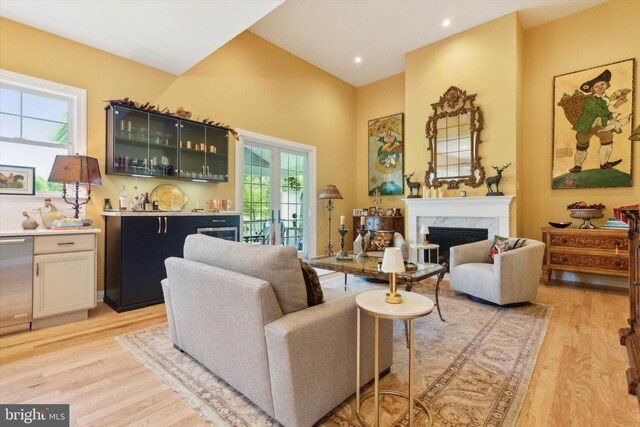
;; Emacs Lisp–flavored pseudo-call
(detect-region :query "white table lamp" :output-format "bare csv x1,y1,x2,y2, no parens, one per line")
382,247,405,304
420,224,430,244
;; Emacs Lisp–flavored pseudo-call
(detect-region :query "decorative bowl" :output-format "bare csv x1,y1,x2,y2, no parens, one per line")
548,221,572,228
568,208,604,229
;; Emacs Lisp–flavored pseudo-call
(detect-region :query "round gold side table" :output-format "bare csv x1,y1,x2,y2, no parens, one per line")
355,290,434,426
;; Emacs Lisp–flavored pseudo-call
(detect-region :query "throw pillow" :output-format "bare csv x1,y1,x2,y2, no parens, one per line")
487,235,508,263
488,235,528,264
369,230,395,251
299,259,325,307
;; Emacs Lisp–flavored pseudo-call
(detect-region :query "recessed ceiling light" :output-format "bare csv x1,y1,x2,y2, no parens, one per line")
354,56,362,64
442,19,451,27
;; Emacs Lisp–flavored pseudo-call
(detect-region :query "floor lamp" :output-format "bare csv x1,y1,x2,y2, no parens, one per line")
318,184,343,256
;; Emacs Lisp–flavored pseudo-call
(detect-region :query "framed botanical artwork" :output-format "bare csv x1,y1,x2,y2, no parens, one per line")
368,113,404,195
552,59,635,189
369,207,377,216
353,209,361,216
362,208,369,216
0,165,35,195
385,208,393,216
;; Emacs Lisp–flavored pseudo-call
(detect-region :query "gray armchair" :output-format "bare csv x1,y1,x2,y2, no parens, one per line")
449,238,545,305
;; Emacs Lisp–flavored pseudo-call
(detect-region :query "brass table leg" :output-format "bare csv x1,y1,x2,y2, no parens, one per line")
435,270,445,322
409,318,414,426
356,308,361,411
357,316,433,426
374,316,379,426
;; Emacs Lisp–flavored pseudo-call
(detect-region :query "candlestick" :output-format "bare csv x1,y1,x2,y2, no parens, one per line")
336,226,350,260
340,215,345,226
356,226,368,262
360,216,366,226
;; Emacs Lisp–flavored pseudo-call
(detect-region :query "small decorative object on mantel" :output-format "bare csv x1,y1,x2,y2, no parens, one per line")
21,211,38,230
567,201,605,229
485,163,511,196
403,172,422,198
105,98,239,140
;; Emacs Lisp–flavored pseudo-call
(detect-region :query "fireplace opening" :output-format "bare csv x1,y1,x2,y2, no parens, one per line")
422,226,488,270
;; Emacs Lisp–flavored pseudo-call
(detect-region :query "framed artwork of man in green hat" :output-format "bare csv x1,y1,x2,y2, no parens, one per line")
552,58,635,189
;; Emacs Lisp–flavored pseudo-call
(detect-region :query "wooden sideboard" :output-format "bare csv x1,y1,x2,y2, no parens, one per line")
352,215,404,237
618,207,640,403
541,226,629,282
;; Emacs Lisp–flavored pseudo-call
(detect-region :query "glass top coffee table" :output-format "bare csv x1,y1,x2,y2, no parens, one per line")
308,255,446,321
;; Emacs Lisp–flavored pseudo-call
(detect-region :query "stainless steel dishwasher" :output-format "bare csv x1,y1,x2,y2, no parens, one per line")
0,236,33,335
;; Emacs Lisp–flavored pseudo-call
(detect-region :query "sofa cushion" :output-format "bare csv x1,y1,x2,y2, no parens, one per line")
369,230,395,251
299,259,325,307
183,234,308,314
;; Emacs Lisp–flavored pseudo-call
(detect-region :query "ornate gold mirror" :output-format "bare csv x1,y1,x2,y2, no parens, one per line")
425,86,485,189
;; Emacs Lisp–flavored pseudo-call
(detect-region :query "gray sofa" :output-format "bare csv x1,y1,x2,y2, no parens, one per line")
162,234,393,426
449,238,545,305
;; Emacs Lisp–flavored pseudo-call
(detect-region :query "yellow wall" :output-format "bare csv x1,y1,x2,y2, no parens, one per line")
355,73,405,213
405,13,521,234
0,18,357,290
2,0,638,292
522,0,640,239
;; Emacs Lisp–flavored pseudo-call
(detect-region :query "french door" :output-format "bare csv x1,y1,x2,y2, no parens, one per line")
237,131,316,258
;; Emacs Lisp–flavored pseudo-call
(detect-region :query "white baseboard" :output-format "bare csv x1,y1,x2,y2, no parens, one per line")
96,290,104,303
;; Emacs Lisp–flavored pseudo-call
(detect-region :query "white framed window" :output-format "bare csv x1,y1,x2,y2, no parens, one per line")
0,69,86,196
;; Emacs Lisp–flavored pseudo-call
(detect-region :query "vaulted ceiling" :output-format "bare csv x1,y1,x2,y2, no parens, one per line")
0,0,606,87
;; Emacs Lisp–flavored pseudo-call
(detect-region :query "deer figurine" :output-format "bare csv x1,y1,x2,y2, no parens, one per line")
404,172,422,198
485,163,511,196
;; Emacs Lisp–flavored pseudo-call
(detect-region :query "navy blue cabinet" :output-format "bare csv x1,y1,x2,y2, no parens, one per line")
104,215,195,312
104,214,240,312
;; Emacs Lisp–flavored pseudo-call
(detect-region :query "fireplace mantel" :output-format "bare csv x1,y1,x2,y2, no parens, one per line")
402,196,514,262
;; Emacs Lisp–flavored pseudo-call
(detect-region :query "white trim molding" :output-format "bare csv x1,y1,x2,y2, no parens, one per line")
0,69,87,156
403,196,514,262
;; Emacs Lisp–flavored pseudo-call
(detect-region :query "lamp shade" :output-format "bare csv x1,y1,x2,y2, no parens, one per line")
48,154,102,184
318,184,343,199
420,224,430,235
381,247,405,273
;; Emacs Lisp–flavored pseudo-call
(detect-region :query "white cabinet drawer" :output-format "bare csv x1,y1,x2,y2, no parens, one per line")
34,234,95,254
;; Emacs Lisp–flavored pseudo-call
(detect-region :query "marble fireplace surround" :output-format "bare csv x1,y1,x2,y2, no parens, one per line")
403,196,514,263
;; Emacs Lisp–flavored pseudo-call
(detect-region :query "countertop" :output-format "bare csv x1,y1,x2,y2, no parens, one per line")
102,211,241,216
0,228,101,238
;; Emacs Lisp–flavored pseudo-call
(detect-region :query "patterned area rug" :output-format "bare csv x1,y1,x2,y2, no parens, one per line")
118,276,552,426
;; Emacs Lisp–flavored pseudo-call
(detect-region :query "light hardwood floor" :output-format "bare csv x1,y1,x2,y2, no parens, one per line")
1,278,639,426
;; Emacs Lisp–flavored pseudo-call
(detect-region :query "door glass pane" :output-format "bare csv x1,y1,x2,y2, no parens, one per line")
243,145,272,245
281,152,305,252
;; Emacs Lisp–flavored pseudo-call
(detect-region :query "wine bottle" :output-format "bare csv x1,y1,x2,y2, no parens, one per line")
119,185,127,211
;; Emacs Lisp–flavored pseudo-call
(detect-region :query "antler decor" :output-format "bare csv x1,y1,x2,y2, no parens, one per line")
105,98,239,140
